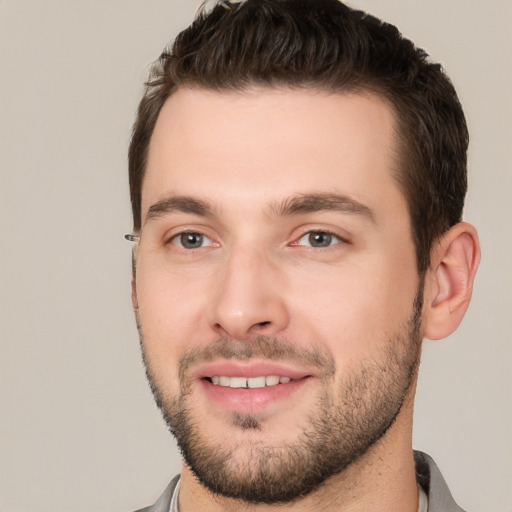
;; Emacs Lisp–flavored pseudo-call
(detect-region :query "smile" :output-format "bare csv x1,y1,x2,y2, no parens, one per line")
210,375,293,388
199,366,313,413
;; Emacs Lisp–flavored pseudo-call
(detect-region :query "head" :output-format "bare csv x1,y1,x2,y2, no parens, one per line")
127,0,479,506
129,0,469,274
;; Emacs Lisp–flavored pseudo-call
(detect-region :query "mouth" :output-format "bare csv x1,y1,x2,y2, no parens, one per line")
195,361,314,414
206,375,293,388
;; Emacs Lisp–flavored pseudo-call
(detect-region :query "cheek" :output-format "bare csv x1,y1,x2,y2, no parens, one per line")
135,265,212,369
287,256,418,365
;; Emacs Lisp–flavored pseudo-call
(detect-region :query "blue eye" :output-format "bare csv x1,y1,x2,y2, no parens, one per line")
171,232,214,249
296,231,342,248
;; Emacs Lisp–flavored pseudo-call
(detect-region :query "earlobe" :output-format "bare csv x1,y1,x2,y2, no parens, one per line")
423,222,480,340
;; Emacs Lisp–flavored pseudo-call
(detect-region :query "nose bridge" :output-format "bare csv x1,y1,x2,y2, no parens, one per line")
209,242,288,339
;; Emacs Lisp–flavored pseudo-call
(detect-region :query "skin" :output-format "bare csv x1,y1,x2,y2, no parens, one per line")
132,87,480,511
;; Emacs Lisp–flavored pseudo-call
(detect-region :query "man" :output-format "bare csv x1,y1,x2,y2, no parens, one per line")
126,0,480,510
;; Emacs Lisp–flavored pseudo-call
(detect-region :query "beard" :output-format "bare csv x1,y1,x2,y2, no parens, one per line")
138,286,424,505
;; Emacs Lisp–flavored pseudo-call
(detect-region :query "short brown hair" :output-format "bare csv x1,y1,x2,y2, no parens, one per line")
129,0,468,273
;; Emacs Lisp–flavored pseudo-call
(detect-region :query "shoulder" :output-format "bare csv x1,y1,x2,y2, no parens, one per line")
414,451,467,512
132,475,180,512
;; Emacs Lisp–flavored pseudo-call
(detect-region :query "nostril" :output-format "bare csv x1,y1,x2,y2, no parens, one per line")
256,321,271,327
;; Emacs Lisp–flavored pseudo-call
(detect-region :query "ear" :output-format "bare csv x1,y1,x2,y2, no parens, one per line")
423,222,480,340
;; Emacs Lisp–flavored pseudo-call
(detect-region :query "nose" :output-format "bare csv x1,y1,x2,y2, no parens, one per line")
208,246,289,340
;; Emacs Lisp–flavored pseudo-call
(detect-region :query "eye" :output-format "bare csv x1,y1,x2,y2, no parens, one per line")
295,231,344,248
170,232,215,249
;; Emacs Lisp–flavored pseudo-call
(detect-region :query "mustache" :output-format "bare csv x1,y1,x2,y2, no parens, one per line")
178,336,336,381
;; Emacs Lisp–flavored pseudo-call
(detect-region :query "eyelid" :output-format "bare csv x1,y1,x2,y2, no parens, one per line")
169,230,218,247
290,228,351,247
162,225,220,247
174,232,211,249
158,223,350,250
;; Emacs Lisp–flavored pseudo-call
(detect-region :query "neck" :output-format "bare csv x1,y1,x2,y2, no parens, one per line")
178,401,419,512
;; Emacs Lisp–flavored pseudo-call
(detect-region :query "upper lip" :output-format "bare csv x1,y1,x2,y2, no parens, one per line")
194,360,313,380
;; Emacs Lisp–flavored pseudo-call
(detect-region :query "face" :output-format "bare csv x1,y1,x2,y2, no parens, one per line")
134,88,423,503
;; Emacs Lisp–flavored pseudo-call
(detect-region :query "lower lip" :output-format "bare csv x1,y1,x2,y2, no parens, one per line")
200,377,311,414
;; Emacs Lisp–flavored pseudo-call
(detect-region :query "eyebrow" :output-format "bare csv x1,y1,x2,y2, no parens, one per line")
144,192,375,225
270,193,376,223
145,196,214,223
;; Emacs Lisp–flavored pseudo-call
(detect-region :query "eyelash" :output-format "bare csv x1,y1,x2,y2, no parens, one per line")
166,228,349,250
292,230,349,249
167,230,216,249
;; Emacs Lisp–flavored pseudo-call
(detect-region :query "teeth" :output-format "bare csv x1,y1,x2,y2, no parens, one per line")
211,375,293,388
229,377,247,388
248,376,266,388
219,376,230,386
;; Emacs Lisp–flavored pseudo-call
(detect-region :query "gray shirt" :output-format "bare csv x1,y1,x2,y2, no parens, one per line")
134,451,466,512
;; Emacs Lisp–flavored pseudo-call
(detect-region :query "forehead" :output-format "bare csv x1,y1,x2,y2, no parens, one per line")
142,87,405,222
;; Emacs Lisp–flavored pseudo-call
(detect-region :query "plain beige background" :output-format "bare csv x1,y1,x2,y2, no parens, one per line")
1,1,511,511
